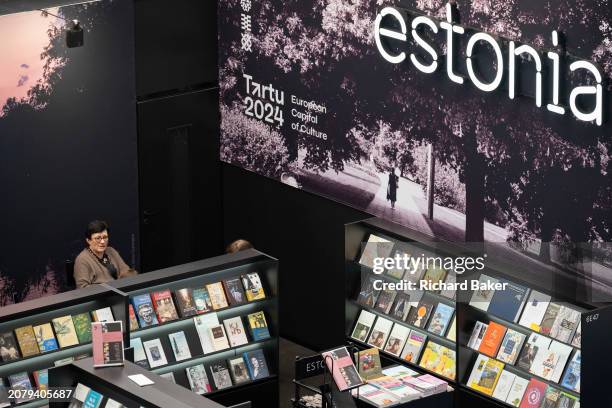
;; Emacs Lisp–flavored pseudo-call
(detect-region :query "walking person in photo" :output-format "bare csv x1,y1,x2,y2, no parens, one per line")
387,168,399,209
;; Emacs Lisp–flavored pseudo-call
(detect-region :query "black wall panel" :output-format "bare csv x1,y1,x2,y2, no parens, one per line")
222,164,367,351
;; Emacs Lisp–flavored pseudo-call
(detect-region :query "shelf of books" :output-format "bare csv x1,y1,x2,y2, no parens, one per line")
345,219,458,386
49,357,226,408
108,249,278,408
0,284,128,408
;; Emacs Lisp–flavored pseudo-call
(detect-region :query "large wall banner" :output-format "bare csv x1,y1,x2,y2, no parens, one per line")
219,0,612,284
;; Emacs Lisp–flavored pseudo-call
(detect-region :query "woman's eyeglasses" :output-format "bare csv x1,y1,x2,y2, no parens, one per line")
92,235,109,242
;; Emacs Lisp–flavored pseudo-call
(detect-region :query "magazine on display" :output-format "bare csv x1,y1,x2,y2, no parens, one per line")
321,347,364,391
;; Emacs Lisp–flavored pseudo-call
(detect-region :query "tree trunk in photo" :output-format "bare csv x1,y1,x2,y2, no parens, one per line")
464,132,485,242
538,217,553,264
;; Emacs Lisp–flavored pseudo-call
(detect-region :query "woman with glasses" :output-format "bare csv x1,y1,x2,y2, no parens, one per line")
74,220,136,288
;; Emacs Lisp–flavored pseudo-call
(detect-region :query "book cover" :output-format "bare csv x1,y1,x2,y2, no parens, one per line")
351,309,376,342
367,317,393,350
354,348,382,380
383,324,410,357
519,378,547,408
168,331,192,361
247,311,271,341
550,306,581,343
159,373,176,383
33,323,59,353
194,313,220,354
51,316,80,348
72,313,93,344
505,376,530,407
83,389,103,408
151,290,179,323
418,341,456,380
210,360,233,390
421,266,448,290
541,386,561,408
8,372,33,403
478,321,507,357
143,338,168,368
128,304,139,331
223,316,249,347
175,288,197,317
446,317,457,341
92,321,124,367
356,274,382,308
384,249,408,280
497,329,527,365
244,349,271,381
518,290,552,332
228,357,251,384
241,273,266,302
223,278,247,305
406,301,433,329
358,234,394,269
467,355,505,396
355,384,400,407
389,293,411,321
208,324,230,351
530,340,572,382
131,294,159,327
206,282,230,309
539,303,562,336
186,364,212,394
468,274,498,312
560,351,580,392
517,333,552,372
556,392,579,408
570,322,581,348
68,383,90,408
14,325,40,357
32,369,48,390
467,321,489,350
0,332,20,362
374,290,397,315
104,399,125,408
381,365,419,378
129,337,149,369
426,303,455,336
321,347,363,391
400,330,427,363
92,307,114,323
491,370,516,401
440,273,457,299
368,375,422,402
192,288,213,314
0,380,9,408
487,279,530,323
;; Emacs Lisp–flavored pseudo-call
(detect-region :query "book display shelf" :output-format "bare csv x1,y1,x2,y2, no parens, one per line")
49,357,226,408
345,218,458,407
0,284,128,408
108,249,279,408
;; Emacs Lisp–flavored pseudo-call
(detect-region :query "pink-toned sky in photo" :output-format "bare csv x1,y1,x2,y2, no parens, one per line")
0,8,61,115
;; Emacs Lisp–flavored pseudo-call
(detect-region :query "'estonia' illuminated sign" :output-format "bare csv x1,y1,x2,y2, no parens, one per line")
374,3,605,126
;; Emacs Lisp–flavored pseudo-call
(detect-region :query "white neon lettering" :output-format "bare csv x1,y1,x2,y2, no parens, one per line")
466,33,504,92
508,42,542,107
410,16,439,74
569,61,603,126
374,7,407,64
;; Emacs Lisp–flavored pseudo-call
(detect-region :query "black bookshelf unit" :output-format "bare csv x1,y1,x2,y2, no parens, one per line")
0,284,128,408
108,249,279,408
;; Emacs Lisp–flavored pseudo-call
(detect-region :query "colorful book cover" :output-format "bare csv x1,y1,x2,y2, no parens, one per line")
356,274,382,308
223,316,249,347
468,355,505,396
241,273,266,301
128,304,139,331
92,321,124,367
418,341,456,380
83,389,103,408
72,313,93,344
517,333,552,372
223,278,247,305
556,392,579,408
530,340,572,382
497,328,527,365
518,290,552,332
374,290,397,314
389,293,411,321
32,369,48,391
168,331,192,361
541,386,562,408
354,348,382,380
175,288,197,317
69,383,91,408
143,338,168,368
467,321,489,350
8,372,33,403
208,324,230,351
14,325,40,357
469,274,499,312
478,321,507,357
487,278,530,323
321,347,363,391
505,376,530,407
519,378,548,408
358,234,394,269
247,311,271,341
491,370,516,401
0,332,21,361
52,316,80,348
185,364,212,394
383,324,410,357
131,294,159,327
550,306,581,343
192,287,213,314
210,360,233,390
244,349,271,381
206,282,230,309
151,290,180,323
129,337,149,369
406,300,433,329
400,330,427,363
33,323,59,353
368,375,421,401
440,273,457,299
356,384,400,407
539,303,562,336
426,303,455,336
560,351,580,393
229,357,251,384
351,309,376,342
367,317,393,350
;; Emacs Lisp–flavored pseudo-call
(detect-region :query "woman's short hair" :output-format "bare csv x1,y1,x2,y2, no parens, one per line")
225,239,253,254
86,220,108,239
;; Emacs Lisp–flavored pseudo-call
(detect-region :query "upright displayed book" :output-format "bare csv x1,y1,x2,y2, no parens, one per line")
357,274,381,308
400,330,427,363
175,288,197,317
0,332,21,361
571,322,581,349
210,361,233,390
487,279,529,323
131,294,159,327
505,376,530,407
128,305,139,331
389,293,411,321
497,329,526,365
519,378,547,408
51,316,80,348
421,267,447,289
194,313,220,354
374,290,396,314
518,290,552,332
0,380,9,408
228,357,251,384
168,331,192,361
358,234,393,269
517,333,551,372
33,369,48,390
367,317,393,349
244,349,270,381
223,278,247,305
72,313,93,344
14,325,40,357
529,340,572,382
223,316,249,347
142,338,168,368
32,323,59,353
426,303,454,336
247,311,271,341
351,310,376,342
539,303,562,336
321,347,363,391
208,324,230,351
467,354,505,396
241,273,267,301
383,325,410,357
479,321,507,357
92,321,124,367
192,288,213,314
355,348,383,380
491,370,517,402
467,321,489,350
468,274,498,312
541,386,561,408
185,364,212,395
8,372,33,403
68,383,90,408
129,337,149,369
560,351,580,392
151,290,179,323
550,306,581,343
92,307,115,323
418,341,456,380
206,282,230,309
406,301,433,329
83,389,103,408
